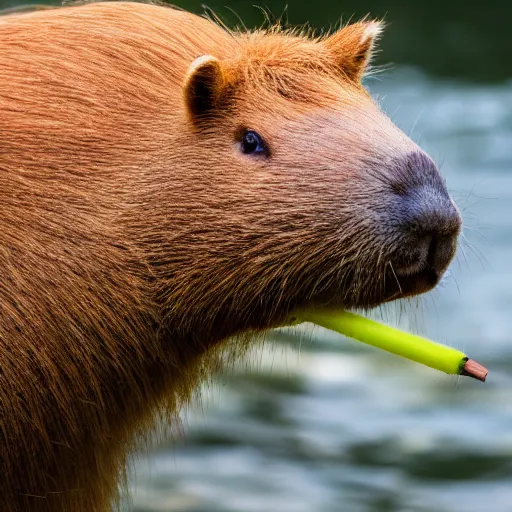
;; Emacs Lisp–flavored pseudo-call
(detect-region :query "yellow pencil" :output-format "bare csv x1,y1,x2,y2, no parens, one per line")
289,310,487,382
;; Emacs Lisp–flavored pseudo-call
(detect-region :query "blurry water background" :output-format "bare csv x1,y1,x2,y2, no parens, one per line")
2,0,511,510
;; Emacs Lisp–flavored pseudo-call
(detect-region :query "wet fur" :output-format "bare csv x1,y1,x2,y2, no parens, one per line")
0,2,429,510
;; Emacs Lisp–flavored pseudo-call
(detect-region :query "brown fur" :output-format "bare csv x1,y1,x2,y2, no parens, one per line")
0,3,456,510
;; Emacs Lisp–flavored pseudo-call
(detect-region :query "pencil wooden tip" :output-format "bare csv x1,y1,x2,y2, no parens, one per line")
461,359,488,382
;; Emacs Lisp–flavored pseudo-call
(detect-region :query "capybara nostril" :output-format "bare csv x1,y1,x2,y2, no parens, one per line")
394,187,461,277
392,154,462,278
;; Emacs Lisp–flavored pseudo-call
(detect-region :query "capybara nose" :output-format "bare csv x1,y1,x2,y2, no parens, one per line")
392,153,462,277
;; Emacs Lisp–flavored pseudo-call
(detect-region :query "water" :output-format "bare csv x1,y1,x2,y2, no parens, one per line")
126,66,512,511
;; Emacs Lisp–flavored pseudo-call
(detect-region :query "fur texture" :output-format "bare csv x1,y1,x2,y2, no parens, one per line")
0,2,459,510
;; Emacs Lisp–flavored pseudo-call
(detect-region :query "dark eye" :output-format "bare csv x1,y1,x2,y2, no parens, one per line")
241,130,268,156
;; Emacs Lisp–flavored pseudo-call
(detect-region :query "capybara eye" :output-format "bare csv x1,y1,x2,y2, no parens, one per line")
241,130,268,156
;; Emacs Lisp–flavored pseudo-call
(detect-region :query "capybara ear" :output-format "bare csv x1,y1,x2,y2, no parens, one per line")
184,55,226,121
324,20,384,82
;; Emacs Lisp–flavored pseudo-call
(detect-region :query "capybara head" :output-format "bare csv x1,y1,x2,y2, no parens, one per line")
165,19,462,335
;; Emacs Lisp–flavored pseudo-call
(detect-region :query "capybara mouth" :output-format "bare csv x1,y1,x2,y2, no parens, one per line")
344,266,442,309
382,265,441,303
302,264,443,313
380,231,456,304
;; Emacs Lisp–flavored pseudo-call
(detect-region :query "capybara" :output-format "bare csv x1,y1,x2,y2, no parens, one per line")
0,2,462,510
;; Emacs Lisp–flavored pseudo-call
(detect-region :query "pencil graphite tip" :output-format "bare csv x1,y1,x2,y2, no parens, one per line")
461,359,488,382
